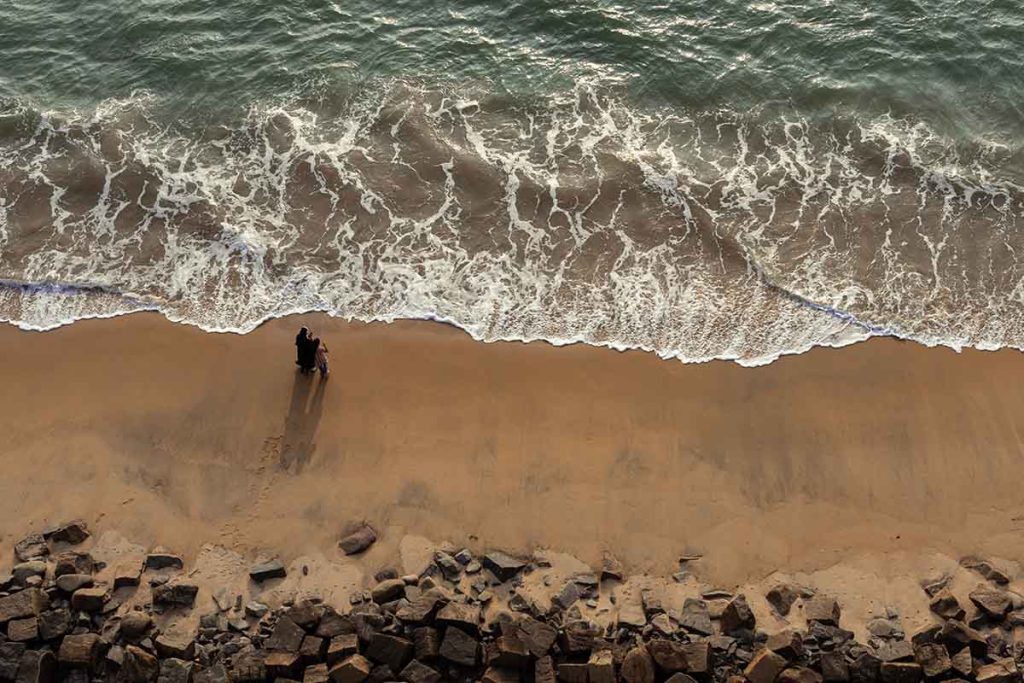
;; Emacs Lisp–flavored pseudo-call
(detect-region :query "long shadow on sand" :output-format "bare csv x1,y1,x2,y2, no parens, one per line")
280,371,327,473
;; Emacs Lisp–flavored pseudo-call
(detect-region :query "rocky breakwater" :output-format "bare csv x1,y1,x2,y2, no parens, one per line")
2,521,1024,683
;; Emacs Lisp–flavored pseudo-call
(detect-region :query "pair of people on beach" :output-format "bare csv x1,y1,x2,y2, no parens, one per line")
295,327,329,377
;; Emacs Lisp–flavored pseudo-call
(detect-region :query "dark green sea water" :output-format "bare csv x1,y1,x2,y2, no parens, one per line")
0,0,1022,362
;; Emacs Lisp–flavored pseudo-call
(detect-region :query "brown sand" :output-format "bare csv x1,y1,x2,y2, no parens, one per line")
2,313,1024,597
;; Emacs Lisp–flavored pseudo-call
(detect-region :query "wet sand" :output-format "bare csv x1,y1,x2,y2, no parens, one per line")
1,313,1024,592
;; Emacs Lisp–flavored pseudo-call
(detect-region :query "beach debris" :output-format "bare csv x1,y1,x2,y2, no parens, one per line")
339,524,377,555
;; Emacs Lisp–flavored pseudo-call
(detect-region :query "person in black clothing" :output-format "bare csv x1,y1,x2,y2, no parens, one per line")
295,327,316,374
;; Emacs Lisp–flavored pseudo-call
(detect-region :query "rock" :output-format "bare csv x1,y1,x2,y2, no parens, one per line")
14,650,55,683
515,617,557,657
145,551,184,571
850,654,880,683
721,594,756,633
53,551,94,577
37,609,69,641
114,561,143,589
13,535,48,563
970,586,1012,619
880,663,922,683
305,664,330,683
975,659,1021,683
413,627,441,660
0,588,49,624
877,641,915,663
621,646,655,683
651,613,674,636
929,589,965,621
951,649,972,677
767,630,803,660
70,587,107,613
365,634,414,673
648,639,688,673
675,598,712,636
821,652,850,682
482,552,526,581
267,617,307,652
42,520,90,545
601,554,624,582
779,669,823,683
491,632,530,669
1,644,26,682
961,557,1011,585
266,652,303,680
939,620,989,658
157,658,195,683
682,642,710,675
588,650,615,683
300,636,326,664
439,626,478,666
554,582,581,611
155,633,195,660
436,602,480,632
11,563,46,585
339,525,377,556
767,584,800,617
746,648,788,683
618,601,647,629
913,643,951,678
317,610,353,639
804,597,841,625
561,619,600,654
869,618,904,640
7,617,37,643
400,660,441,683
536,656,557,683
329,655,372,683
370,579,406,604
152,582,198,608
120,611,153,640
327,634,360,665
58,633,101,668
557,663,589,683
396,594,443,624
55,574,93,593
433,552,461,580
194,663,230,683
249,560,287,582
480,667,518,683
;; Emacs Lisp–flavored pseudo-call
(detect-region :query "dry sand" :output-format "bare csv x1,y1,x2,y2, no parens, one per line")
2,313,1024,632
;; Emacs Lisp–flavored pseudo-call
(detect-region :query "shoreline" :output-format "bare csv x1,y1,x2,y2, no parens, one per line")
2,312,1024,589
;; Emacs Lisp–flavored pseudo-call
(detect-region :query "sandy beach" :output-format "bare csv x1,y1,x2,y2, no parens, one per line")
1,314,1023,595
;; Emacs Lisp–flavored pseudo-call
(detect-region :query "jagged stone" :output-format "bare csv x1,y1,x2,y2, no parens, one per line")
939,620,989,658
328,655,372,683
266,652,303,680
976,659,1021,683
439,626,478,666
120,611,153,640
37,609,69,641
124,645,159,683
114,561,143,588
850,653,881,683
561,619,600,654
648,639,689,674
618,601,647,629
370,579,405,604
913,643,951,678
678,598,713,636
145,551,184,571
880,663,922,683
0,589,49,624
767,584,800,616
326,634,359,665
305,663,330,683
746,648,788,683
767,630,803,660
970,586,1012,619
339,525,377,556
300,636,326,664
157,658,195,683
621,646,655,683
413,627,441,660
6,617,37,643
588,650,615,683
317,610,354,639
433,551,461,580
13,535,48,563
516,617,558,657
804,597,841,625
436,602,480,632
721,594,756,633
152,582,198,608
53,551,94,577
481,552,526,581
14,650,55,683
70,587,107,613
480,667,518,683
42,520,90,545
557,663,589,683
554,582,581,610
536,656,556,683
961,557,1011,585
249,560,287,582
365,634,413,673
779,669,824,683
400,660,441,683
821,652,850,682
267,617,307,652
877,641,914,663
396,594,442,624
951,649,972,677
664,675,699,683
929,589,965,621
155,633,195,660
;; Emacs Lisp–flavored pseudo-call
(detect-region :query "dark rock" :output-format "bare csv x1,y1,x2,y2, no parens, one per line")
317,610,355,639
300,636,326,664
266,652,303,680
194,663,230,683
821,652,850,682
679,599,714,636
0,589,49,624
6,618,37,643
326,634,359,665
36,609,69,641
975,659,1020,683
621,646,655,683
365,634,413,673
439,626,478,666
370,579,405,605
53,552,94,577
120,612,153,640
399,660,440,683
249,560,287,582
664,675,699,683
767,585,800,617
305,663,331,683
516,617,557,657
42,520,90,545
229,652,267,683
557,663,588,683
929,589,965,621
961,557,1011,585
122,647,158,683
779,669,824,683
880,662,922,683
767,630,803,660
561,619,600,654
155,633,195,660
396,594,443,624
588,650,615,683
648,639,688,674
70,587,107,613
14,650,55,683
151,582,198,608
13,535,48,563
433,552,461,581
145,552,184,571
1,643,27,681
11,562,46,586
490,632,530,669
58,633,101,669
913,643,951,678
951,649,972,678
436,603,480,632
554,582,581,611
745,648,787,683
157,658,194,683
721,594,756,634
970,586,1012,619
481,667,518,683
287,601,322,630
113,561,143,589
339,525,377,556
938,620,988,658
850,653,880,683
328,655,372,683
267,618,307,652
681,642,710,675
55,574,93,594
536,656,556,683
411,628,441,662
481,552,526,582
877,641,915,663
804,597,841,625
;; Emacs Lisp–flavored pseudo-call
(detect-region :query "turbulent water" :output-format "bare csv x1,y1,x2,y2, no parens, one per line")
1,1,1022,363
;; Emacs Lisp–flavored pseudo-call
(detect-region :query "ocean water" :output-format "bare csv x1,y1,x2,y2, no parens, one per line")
1,1,1021,364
